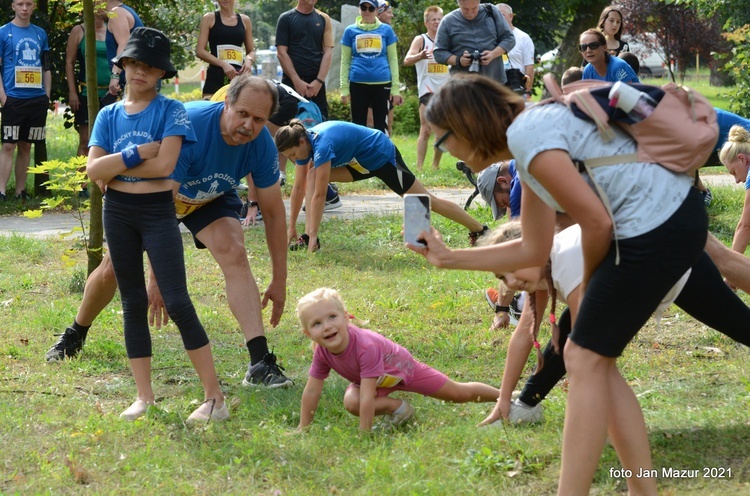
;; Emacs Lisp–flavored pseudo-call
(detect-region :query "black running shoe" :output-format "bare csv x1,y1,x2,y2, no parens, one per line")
289,233,320,252
242,352,293,388
45,327,85,362
469,225,489,246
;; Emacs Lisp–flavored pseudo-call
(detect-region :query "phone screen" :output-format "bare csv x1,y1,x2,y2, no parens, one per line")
404,194,431,246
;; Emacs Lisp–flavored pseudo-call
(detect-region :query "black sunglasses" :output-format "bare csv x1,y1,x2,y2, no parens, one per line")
578,41,603,52
434,129,453,153
360,4,376,11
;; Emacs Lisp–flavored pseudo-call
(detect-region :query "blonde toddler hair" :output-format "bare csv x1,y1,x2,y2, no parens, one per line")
296,287,347,330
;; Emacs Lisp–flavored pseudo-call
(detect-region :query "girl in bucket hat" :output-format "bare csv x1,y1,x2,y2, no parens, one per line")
87,27,228,425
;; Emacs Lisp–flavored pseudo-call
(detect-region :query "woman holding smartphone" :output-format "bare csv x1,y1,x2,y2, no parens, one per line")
274,119,486,252
409,73,750,495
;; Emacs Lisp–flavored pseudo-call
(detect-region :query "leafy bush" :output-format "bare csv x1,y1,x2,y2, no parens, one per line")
393,92,421,135
724,26,750,116
325,90,352,122
166,88,203,103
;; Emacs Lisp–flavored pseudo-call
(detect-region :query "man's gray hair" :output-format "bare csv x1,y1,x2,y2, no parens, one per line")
497,3,512,15
225,74,279,119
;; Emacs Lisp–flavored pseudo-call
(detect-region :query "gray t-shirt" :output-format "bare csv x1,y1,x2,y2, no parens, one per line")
508,103,693,239
433,4,515,83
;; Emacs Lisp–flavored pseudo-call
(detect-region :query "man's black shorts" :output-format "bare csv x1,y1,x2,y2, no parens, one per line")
2,94,49,143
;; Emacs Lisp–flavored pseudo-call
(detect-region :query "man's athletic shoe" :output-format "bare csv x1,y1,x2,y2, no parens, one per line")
242,352,293,388
289,233,320,252
45,327,85,362
508,398,543,424
302,194,342,212
468,225,489,246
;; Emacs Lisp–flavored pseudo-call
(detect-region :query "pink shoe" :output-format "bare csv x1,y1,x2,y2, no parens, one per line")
187,399,230,425
119,399,152,421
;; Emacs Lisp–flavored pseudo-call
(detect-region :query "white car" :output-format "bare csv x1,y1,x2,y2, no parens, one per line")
627,37,667,78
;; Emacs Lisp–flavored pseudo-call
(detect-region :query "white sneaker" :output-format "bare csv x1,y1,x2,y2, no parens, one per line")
387,399,415,427
119,399,152,421
508,398,543,424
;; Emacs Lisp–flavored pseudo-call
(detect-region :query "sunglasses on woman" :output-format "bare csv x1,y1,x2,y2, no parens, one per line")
578,41,603,52
360,4,376,12
434,129,453,153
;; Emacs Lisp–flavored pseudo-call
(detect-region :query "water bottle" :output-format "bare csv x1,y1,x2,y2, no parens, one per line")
469,50,480,73
608,81,657,122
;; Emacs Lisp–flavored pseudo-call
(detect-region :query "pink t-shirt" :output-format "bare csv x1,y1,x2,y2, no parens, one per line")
309,324,420,389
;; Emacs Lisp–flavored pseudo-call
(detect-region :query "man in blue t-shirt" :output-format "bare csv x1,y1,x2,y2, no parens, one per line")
47,76,293,389
476,160,520,221
0,0,51,201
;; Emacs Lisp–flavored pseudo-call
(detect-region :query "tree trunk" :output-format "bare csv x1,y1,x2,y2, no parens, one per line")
83,0,104,275
553,3,611,77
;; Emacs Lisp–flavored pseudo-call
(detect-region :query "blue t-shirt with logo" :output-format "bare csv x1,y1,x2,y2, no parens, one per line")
341,22,397,84
582,55,639,83
0,22,49,98
89,94,196,183
172,100,279,218
296,121,395,173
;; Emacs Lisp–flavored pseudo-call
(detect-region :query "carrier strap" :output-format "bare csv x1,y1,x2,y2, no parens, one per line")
582,153,640,168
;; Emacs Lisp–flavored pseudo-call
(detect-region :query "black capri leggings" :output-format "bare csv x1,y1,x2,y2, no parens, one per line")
104,189,209,359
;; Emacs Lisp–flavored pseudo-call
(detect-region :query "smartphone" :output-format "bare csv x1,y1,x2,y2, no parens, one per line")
403,194,431,246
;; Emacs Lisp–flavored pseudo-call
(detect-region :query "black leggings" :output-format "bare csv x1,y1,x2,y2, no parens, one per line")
349,82,389,134
104,189,209,359
518,250,750,407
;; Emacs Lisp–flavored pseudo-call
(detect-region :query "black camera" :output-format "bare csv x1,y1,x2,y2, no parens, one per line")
469,50,480,73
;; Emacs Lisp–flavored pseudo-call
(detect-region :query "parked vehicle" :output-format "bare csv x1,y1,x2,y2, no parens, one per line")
627,36,667,77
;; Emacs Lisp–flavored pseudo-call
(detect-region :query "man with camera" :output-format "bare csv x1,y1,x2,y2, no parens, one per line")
497,3,534,97
432,0,515,83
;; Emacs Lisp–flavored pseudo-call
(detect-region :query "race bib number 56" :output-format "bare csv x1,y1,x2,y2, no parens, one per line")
15,66,42,88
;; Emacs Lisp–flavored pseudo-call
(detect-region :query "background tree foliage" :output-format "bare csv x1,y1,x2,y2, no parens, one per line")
618,0,724,82
681,0,750,116
0,0,213,105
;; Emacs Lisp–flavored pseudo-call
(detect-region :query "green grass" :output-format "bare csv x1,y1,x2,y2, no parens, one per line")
1,83,748,493
1,191,750,493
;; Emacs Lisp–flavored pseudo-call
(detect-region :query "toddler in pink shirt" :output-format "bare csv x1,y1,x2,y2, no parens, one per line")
296,287,499,432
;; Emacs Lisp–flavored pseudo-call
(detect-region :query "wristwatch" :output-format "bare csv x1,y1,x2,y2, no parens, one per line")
248,200,259,208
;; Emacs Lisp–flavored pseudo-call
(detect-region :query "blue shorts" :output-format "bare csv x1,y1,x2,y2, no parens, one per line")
179,190,242,249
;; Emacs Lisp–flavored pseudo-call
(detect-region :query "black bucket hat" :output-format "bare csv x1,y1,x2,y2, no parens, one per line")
112,27,177,79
